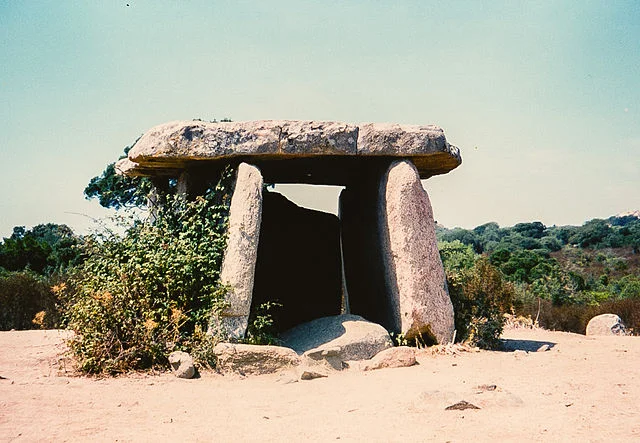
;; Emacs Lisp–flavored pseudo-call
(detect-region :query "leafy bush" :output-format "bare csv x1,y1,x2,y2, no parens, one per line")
61,172,232,374
0,270,59,330
244,301,283,345
439,241,514,349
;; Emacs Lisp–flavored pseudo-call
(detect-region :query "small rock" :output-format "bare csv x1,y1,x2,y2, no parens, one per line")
302,347,343,371
168,351,196,379
537,344,550,352
513,350,528,358
445,400,480,411
475,384,497,392
300,369,329,380
361,346,416,371
586,314,627,336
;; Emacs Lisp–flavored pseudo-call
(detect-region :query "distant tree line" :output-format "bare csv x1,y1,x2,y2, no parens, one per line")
437,216,640,333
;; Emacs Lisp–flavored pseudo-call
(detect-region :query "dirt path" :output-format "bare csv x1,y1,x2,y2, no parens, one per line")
1,327,639,442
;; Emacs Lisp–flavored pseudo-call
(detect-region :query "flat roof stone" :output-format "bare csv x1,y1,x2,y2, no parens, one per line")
119,120,461,184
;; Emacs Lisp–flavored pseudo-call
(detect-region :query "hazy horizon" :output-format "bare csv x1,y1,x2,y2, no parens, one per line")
2,1,639,238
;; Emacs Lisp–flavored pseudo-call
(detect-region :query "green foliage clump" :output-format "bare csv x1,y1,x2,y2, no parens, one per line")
84,144,153,209
0,223,82,330
438,216,640,331
61,174,233,374
0,224,82,276
0,270,59,330
439,241,514,349
244,301,283,345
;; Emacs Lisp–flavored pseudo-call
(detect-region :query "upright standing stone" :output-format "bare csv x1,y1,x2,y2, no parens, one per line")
211,163,263,339
380,160,454,344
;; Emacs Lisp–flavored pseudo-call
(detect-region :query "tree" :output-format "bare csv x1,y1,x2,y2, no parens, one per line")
569,219,612,248
513,221,546,239
84,147,152,209
0,224,81,276
86,118,233,210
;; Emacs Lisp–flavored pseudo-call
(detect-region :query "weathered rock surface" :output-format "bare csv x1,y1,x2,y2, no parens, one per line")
361,346,417,371
302,346,344,371
122,120,461,182
168,351,196,379
380,160,455,344
280,314,394,363
211,163,263,339
213,343,300,375
127,120,357,164
586,314,627,336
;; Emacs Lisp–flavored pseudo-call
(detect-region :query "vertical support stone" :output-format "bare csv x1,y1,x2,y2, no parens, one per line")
177,170,191,198
147,177,169,223
211,163,264,339
379,159,454,344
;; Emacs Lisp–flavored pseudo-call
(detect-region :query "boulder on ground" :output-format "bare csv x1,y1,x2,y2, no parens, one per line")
361,346,417,371
586,314,627,336
280,314,393,365
168,351,196,379
213,343,300,375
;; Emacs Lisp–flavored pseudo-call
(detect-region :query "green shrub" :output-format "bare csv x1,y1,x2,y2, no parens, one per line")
244,301,283,345
439,241,514,350
0,270,60,330
451,258,515,349
61,172,233,374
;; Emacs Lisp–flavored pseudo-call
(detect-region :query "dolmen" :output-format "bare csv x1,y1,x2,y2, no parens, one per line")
117,120,462,345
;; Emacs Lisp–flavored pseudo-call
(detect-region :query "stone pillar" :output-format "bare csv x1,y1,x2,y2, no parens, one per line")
177,170,191,197
210,163,264,339
176,170,208,200
147,177,169,223
379,159,454,344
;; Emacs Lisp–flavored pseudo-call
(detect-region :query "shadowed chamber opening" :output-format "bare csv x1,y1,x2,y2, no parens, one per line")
250,180,397,334
250,185,344,332
339,169,399,334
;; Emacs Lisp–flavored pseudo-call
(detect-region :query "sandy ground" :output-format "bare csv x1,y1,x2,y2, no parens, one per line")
1,327,638,442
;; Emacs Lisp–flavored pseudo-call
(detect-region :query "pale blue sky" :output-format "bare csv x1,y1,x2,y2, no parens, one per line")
1,1,639,238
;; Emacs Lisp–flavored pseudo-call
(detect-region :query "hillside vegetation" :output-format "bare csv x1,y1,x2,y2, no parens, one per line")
437,214,640,333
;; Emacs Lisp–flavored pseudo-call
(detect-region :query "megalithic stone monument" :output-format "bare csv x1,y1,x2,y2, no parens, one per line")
117,120,462,344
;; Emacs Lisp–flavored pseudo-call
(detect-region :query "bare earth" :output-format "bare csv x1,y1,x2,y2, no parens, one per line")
1,327,638,442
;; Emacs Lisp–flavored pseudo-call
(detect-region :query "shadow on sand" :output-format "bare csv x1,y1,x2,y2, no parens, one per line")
499,338,556,352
